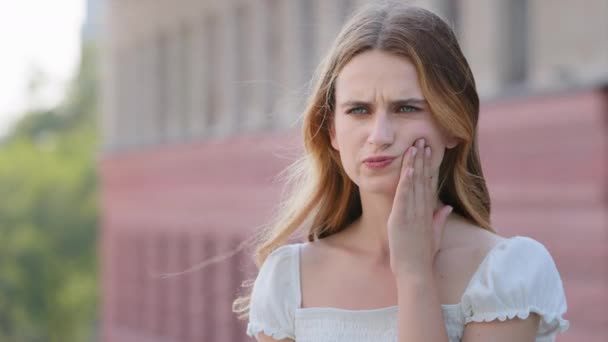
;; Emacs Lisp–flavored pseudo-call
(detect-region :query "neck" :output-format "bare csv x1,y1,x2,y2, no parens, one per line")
349,190,445,265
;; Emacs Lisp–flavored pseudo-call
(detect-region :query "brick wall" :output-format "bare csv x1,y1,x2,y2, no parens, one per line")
100,88,607,341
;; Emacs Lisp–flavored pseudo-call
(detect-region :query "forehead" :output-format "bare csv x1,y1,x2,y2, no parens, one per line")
335,50,423,101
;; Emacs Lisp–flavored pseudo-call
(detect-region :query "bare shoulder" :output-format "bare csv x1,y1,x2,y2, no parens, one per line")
435,214,507,304
297,237,339,308
298,235,344,282
442,213,506,252
299,230,355,270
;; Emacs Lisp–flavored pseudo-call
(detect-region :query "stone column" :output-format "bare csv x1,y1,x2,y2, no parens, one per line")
234,3,254,133
459,0,503,97
186,17,208,140
245,0,270,131
101,48,119,150
166,26,185,142
115,49,129,148
529,0,608,90
100,5,120,152
214,1,239,137
129,46,145,147
314,0,341,62
140,37,156,145
277,0,304,129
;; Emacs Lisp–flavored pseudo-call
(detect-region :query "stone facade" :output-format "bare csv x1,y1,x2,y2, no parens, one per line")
100,0,608,151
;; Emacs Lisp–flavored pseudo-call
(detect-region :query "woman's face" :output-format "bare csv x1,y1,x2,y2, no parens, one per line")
330,49,457,194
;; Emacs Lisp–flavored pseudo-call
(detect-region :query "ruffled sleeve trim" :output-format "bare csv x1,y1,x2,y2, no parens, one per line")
246,322,296,340
465,306,570,336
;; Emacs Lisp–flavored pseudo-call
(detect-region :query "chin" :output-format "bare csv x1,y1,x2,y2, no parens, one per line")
356,177,399,196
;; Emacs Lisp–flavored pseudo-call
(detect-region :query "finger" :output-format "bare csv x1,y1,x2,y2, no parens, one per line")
433,205,453,250
394,146,416,213
433,205,453,236
424,145,433,215
405,149,415,222
423,146,432,179
399,146,415,178
414,138,425,219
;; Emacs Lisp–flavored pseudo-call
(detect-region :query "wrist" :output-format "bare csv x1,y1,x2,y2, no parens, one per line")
394,269,435,286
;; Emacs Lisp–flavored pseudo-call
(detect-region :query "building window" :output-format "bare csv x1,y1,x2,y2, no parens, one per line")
154,233,169,336
200,234,217,341
176,234,191,340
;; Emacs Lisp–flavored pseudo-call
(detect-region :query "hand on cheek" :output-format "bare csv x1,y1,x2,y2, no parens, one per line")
387,138,453,278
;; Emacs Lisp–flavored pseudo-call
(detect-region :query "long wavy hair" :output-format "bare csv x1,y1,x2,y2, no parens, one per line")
232,1,493,320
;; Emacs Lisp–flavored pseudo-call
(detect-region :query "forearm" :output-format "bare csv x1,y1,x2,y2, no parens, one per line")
396,272,449,342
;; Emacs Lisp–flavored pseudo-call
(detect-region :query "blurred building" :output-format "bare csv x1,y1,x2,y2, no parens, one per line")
82,0,103,43
98,0,607,341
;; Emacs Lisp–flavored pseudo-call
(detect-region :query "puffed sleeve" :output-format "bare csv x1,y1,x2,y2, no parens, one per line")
246,244,298,340
460,236,570,341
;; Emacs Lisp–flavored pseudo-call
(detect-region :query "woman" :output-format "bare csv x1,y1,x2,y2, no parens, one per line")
233,2,569,341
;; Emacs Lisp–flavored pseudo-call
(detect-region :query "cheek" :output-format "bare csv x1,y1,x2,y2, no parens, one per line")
330,117,351,150
340,144,360,171
428,145,445,173
408,125,447,172
337,136,367,181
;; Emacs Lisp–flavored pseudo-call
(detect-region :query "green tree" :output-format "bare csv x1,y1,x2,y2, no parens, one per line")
0,42,99,341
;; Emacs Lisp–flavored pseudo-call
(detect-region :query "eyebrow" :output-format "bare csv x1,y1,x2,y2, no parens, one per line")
339,98,428,108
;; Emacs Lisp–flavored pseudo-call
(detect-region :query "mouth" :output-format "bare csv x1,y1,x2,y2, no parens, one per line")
363,157,396,169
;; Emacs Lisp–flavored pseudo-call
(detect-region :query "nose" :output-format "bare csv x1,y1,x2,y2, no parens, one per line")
367,112,394,147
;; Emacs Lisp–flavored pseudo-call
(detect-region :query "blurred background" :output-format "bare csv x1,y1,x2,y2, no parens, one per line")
0,0,605,341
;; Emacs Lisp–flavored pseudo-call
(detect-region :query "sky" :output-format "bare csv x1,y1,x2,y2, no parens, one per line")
0,0,85,136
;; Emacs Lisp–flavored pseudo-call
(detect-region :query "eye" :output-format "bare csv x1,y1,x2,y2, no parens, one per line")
397,105,420,113
346,107,369,115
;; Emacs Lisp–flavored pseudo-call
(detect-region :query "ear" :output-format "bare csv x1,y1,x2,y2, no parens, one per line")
446,137,459,149
329,117,339,151
444,134,460,149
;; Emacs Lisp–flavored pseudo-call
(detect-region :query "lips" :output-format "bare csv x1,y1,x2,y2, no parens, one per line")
363,156,396,163
362,156,397,169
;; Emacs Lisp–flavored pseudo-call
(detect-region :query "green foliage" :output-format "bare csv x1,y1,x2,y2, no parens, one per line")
0,42,99,341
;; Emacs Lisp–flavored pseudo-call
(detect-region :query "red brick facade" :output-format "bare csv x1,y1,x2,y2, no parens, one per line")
100,88,607,341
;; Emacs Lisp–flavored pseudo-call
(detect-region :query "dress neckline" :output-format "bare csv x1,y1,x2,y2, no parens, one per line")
293,235,522,313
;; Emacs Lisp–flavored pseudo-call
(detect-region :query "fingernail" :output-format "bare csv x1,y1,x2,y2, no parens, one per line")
411,147,417,157
425,146,431,157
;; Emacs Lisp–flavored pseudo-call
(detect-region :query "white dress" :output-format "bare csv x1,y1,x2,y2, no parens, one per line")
246,236,569,341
